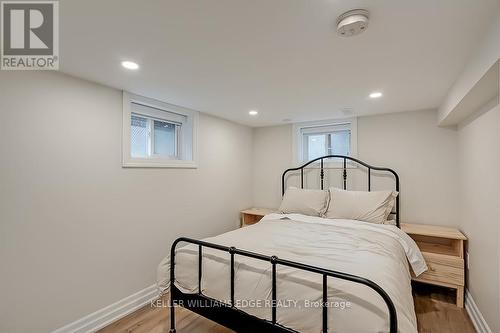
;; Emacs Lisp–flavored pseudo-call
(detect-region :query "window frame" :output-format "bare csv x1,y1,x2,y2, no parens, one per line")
292,118,357,165
122,92,198,168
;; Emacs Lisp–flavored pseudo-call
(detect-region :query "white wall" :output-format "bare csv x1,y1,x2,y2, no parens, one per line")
252,109,459,226
357,110,459,226
0,71,253,333
457,105,500,333
252,125,293,209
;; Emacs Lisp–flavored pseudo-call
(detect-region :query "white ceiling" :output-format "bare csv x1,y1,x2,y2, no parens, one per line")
60,0,500,126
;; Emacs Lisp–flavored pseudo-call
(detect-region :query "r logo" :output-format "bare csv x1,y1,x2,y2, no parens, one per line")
3,2,53,54
1,1,58,69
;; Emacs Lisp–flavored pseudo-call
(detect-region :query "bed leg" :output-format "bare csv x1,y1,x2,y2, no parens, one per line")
169,297,176,333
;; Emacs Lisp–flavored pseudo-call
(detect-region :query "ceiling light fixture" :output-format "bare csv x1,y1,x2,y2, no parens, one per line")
369,92,383,99
248,110,258,116
337,9,369,37
121,61,139,70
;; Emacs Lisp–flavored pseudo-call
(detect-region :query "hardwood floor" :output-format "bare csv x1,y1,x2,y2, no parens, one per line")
412,283,475,333
98,283,475,333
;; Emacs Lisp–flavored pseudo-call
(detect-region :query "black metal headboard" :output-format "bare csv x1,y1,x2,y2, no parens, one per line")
281,155,400,228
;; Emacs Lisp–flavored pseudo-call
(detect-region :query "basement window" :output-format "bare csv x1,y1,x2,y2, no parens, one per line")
122,92,198,168
293,118,357,163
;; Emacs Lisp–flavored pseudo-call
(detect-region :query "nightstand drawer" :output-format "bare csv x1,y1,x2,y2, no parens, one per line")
414,252,464,286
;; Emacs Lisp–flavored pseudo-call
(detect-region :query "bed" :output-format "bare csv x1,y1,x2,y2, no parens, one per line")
158,155,427,333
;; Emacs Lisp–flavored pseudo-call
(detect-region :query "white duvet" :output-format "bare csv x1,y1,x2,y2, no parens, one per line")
158,214,427,333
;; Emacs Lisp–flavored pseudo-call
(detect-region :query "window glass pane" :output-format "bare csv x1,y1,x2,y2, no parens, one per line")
131,115,148,158
330,130,350,156
307,134,326,160
153,120,177,157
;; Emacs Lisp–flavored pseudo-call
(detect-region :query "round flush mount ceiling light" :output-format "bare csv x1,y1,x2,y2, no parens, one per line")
248,110,259,116
369,92,383,98
337,9,369,37
121,61,139,70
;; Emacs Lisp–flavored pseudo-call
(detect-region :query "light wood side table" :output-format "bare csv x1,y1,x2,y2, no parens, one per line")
402,223,467,307
240,208,277,227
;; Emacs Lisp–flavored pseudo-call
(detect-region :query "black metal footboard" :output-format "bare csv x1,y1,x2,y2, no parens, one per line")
169,237,397,333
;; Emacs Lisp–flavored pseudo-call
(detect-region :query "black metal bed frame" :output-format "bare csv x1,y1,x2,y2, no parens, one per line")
169,155,400,333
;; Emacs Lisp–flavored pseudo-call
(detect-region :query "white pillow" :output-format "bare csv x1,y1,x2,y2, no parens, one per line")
325,188,398,224
279,187,329,217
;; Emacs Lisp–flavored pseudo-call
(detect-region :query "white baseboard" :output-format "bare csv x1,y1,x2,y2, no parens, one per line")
52,284,160,333
465,289,492,333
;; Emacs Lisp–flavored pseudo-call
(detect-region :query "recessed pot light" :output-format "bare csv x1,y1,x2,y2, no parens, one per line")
121,61,139,70
248,110,258,116
369,92,383,98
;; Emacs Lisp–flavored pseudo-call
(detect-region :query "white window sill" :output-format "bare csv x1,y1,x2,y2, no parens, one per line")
122,159,198,169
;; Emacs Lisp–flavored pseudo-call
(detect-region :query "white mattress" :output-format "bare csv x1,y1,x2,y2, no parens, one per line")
158,214,427,333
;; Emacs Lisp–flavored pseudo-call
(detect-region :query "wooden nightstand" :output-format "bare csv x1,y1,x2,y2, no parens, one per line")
401,223,467,307
240,208,277,227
